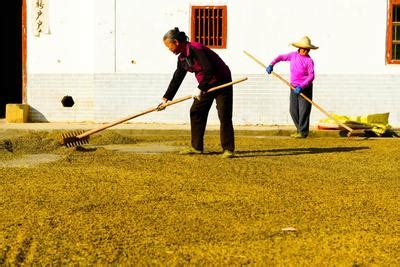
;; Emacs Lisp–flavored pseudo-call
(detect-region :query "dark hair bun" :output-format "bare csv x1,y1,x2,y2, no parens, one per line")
163,27,188,42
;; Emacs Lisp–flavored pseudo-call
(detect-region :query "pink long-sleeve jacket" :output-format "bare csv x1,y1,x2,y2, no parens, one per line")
270,51,315,89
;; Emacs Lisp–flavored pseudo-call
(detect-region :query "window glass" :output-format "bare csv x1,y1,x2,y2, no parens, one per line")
393,44,400,60
393,5,400,22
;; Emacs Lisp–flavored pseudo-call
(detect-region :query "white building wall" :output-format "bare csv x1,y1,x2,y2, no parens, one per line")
27,0,400,126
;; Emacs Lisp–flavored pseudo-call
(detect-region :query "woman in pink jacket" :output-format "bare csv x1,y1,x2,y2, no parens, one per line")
266,36,318,138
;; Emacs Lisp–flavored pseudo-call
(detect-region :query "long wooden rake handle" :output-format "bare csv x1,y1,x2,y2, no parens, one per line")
76,77,248,139
243,50,354,133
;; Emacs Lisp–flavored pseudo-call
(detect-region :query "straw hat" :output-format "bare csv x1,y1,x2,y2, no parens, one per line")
291,36,318,50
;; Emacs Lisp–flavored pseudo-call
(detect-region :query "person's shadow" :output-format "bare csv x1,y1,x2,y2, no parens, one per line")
234,146,369,158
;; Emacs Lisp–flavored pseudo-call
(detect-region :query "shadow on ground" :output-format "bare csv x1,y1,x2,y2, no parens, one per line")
234,146,370,158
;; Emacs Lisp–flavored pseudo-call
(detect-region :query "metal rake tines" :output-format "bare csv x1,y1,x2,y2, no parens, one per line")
61,131,90,148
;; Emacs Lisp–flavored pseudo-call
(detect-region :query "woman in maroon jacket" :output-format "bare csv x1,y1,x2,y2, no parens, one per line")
159,27,234,158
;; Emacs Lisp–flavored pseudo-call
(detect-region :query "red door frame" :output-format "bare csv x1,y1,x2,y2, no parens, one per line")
22,0,27,103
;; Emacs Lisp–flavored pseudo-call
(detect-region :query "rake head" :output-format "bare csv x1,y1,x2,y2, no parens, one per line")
61,131,90,148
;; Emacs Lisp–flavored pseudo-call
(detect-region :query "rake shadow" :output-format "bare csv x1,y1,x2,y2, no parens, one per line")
75,146,97,152
234,146,370,158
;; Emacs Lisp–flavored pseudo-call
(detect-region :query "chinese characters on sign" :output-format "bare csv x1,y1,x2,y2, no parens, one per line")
33,0,50,36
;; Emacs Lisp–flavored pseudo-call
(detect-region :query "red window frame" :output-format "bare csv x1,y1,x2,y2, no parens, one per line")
190,6,227,49
387,0,400,64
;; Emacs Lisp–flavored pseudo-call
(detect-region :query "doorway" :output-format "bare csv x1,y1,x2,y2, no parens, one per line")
0,0,24,118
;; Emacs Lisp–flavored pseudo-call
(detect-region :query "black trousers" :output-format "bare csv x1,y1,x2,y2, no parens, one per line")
190,85,234,152
289,84,313,135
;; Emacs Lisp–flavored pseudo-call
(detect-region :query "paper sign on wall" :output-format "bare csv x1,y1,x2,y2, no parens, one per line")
33,0,50,36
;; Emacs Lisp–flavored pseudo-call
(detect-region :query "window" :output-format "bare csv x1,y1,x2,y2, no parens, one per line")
191,6,227,49
387,0,400,63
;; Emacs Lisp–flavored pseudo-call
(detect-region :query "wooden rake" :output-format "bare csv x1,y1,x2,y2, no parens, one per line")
243,50,361,137
62,77,248,147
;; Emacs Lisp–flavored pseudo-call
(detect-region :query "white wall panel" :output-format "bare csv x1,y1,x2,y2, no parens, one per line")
26,0,400,126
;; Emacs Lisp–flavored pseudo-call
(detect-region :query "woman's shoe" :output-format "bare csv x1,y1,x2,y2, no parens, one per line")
179,147,203,155
222,150,235,158
291,132,307,138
